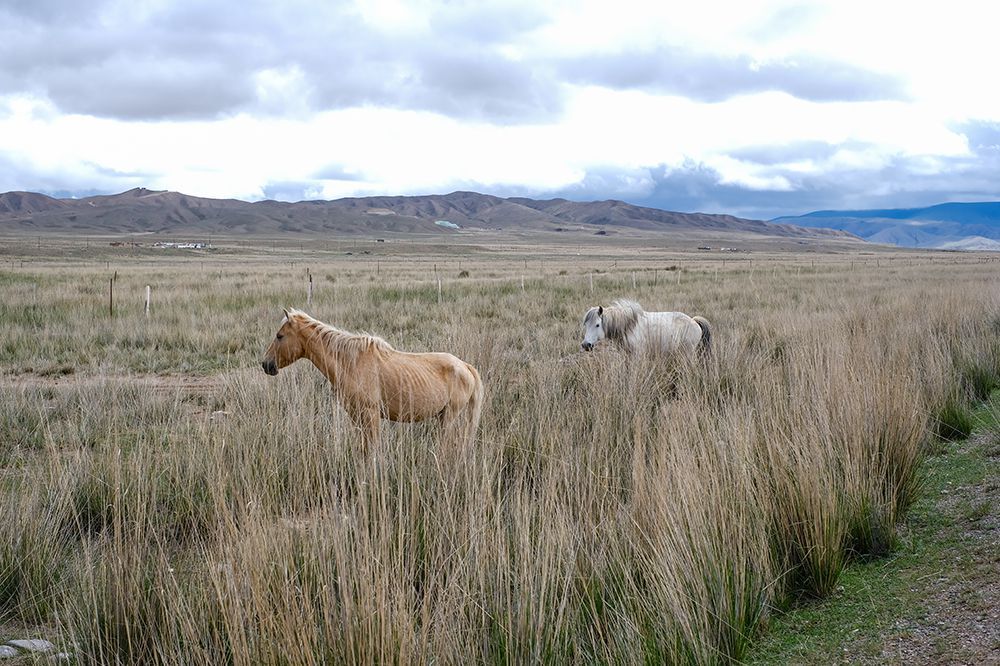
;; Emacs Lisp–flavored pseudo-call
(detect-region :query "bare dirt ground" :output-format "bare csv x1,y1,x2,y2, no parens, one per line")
0,371,234,423
1,371,223,395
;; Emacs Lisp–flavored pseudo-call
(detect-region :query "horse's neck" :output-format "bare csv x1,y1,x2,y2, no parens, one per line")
300,323,352,382
616,311,645,350
609,310,642,341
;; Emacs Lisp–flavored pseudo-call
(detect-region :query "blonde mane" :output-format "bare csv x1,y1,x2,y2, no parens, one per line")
599,299,644,340
287,309,392,365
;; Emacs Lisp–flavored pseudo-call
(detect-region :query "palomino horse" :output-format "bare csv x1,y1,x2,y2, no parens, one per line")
581,299,712,356
262,309,483,447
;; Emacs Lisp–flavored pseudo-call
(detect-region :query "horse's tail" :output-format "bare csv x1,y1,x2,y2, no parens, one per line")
465,363,485,444
693,316,712,356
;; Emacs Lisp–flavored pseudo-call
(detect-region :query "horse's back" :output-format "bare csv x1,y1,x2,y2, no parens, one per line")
635,311,703,353
647,311,698,327
378,349,480,420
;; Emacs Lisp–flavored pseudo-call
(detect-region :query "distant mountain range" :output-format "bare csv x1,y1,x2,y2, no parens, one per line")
772,202,1000,250
0,188,853,241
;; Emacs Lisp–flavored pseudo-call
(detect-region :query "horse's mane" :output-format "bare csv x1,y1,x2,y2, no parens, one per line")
287,309,392,365
600,299,644,340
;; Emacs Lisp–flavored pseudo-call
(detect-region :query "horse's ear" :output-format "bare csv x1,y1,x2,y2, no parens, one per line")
597,306,603,316
283,307,291,320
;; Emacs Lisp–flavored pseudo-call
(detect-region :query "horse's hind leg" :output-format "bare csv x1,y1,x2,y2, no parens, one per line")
461,402,482,446
438,407,462,449
438,408,480,452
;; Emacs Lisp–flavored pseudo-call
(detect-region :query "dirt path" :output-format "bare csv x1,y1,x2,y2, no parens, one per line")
0,370,225,395
877,432,1000,665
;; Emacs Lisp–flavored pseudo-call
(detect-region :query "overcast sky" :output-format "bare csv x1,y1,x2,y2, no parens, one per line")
2,0,999,219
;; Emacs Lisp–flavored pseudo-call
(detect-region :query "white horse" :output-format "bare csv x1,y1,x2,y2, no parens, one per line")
580,299,712,356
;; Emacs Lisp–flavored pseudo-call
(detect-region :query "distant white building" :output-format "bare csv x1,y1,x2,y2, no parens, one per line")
153,241,209,249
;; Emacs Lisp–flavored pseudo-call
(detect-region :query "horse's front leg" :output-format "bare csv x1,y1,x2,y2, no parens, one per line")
359,409,381,448
345,403,381,449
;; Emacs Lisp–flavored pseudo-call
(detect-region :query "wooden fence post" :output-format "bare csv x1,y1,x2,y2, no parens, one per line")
145,285,151,317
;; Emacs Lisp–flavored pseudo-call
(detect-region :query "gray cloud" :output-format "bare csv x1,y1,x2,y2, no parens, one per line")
727,141,844,166
0,0,559,122
43,58,256,120
428,2,548,44
556,49,907,103
1,0,107,24
541,130,1000,220
0,151,148,196
958,119,1000,152
312,164,365,182
0,0,905,123
0,1,270,119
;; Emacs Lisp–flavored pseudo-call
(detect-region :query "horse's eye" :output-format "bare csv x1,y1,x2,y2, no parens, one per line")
276,334,284,340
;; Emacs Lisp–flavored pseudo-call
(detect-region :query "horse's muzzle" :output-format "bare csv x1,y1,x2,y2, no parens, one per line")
581,342,593,352
262,360,278,376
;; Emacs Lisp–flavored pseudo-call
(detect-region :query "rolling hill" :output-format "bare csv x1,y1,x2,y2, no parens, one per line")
772,202,1000,249
0,187,855,241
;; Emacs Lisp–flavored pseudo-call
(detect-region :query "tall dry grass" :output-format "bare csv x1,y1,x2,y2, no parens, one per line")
1,251,998,664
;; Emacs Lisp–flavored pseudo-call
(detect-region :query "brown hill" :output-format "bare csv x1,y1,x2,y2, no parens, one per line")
0,188,855,240
0,191,68,215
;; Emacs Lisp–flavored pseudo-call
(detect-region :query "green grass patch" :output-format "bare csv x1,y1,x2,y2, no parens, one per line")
933,396,975,442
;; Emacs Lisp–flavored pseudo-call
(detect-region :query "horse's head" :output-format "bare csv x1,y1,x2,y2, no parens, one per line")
581,305,604,351
262,309,306,375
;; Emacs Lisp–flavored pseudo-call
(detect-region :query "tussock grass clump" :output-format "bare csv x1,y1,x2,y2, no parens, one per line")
64,536,229,666
0,486,70,623
0,388,48,459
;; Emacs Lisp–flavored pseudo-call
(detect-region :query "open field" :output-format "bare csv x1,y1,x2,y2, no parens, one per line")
1,234,999,664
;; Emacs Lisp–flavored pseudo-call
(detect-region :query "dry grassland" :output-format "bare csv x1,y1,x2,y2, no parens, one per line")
1,236,998,664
